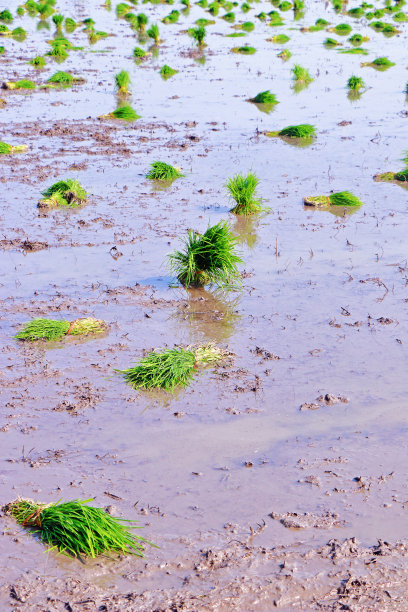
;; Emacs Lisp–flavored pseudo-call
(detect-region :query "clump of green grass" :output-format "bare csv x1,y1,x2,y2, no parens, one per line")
0,24,11,35
330,23,352,35
362,56,395,69
347,6,364,17
115,70,131,94
292,64,313,83
133,46,147,58
267,124,316,139
29,56,46,68
146,161,183,180
15,317,106,341
147,23,161,44
12,26,27,40
116,2,132,17
304,191,363,207
0,142,28,154
168,220,242,289
0,9,13,22
395,169,408,181
46,42,69,61
226,172,264,215
160,64,178,78
250,90,278,105
38,179,88,208
277,48,291,60
279,1,292,10
0,46,4,54
347,75,365,90
189,25,206,46
271,33,290,43
231,45,256,54
46,71,84,86
3,79,36,90
116,344,227,392
5,498,150,557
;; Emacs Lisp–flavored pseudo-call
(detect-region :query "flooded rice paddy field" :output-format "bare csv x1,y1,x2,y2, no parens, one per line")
1,0,408,608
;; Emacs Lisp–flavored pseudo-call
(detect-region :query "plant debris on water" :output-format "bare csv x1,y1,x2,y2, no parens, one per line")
146,161,183,180
115,343,227,392
5,499,151,558
168,220,243,289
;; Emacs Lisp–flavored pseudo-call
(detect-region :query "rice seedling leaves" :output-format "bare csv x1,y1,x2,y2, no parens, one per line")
146,161,183,180
304,191,363,207
226,172,265,215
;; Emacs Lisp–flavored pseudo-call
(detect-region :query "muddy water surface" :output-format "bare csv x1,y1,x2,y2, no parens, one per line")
1,0,408,609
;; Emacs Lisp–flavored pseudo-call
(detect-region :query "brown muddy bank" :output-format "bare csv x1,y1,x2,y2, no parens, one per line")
1,0,408,609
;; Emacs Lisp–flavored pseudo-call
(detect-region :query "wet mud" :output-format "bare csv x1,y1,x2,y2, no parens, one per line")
1,0,408,609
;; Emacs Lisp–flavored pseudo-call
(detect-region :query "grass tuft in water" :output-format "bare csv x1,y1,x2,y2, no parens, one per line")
4,79,36,90
133,46,147,58
116,344,227,392
108,105,141,121
347,75,365,90
46,71,83,86
250,90,278,105
304,191,363,207
168,220,243,289
362,56,395,69
160,64,178,78
115,70,131,94
5,498,150,557
147,23,161,44
231,45,256,54
227,172,264,215
277,48,291,60
292,64,313,83
189,25,206,45
146,161,183,180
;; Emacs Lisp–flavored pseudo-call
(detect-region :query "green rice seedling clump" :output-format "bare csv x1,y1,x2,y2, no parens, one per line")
116,2,132,17
168,220,243,289
0,9,13,22
250,90,278,104
162,9,179,23
292,64,313,82
347,75,365,90
6,498,150,557
272,34,289,43
189,25,206,45
46,71,74,85
115,70,131,93
241,2,251,12
17,7,25,16
195,18,214,25
5,79,36,90
52,13,64,30
341,47,368,54
147,23,161,43
133,46,147,57
240,20,254,30
304,191,363,207
40,179,87,207
12,27,27,40
0,141,28,154
112,105,140,121
15,319,70,341
324,37,340,46
395,169,408,181
116,344,226,391
146,161,183,180
208,2,220,16
64,17,77,32
232,45,256,54
136,12,148,31
227,172,264,215
29,55,46,68
331,23,352,35
0,46,4,54
160,64,178,78
348,6,364,17
273,124,316,138
277,48,291,59
363,56,395,69
0,24,11,34
279,1,292,10
348,33,368,45
223,11,235,21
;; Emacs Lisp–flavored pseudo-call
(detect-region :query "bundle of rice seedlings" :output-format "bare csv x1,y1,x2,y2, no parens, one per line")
12,26,27,40
38,2,54,19
64,17,77,33
267,124,316,139
29,55,46,68
147,23,161,44
347,75,365,90
15,317,106,341
271,34,290,43
133,46,148,58
0,24,11,35
189,25,206,46
46,71,84,86
17,7,25,16
0,45,4,54
168,220,243,290
292,64,313,83
5,498,150,558
0,141,28,154
0,9,13,22
115,70,131,94
226,172,264,215
195,18,215,26
277,48,291,60
348,6,364,17
329,23,352,35
116,2,132,17
303,191,363,207
348,33,368,45
374,169,408,183
52,13,64,31
3,79,36,90
241,2,251,12
38,179,88,208
162,9,179,23
45,42,69,61
324,37,341,47
340,48,369,55
146,161,183,180
231,45,256,54
362,56,395,69
160,64,178,79
249,90,278,106
101,105,141,121
223,11,235,22
116,343,227,392
208,2,219,16
136,13,148,31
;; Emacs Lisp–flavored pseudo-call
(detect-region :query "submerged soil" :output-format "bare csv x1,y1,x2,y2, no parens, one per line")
1,0,408,609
